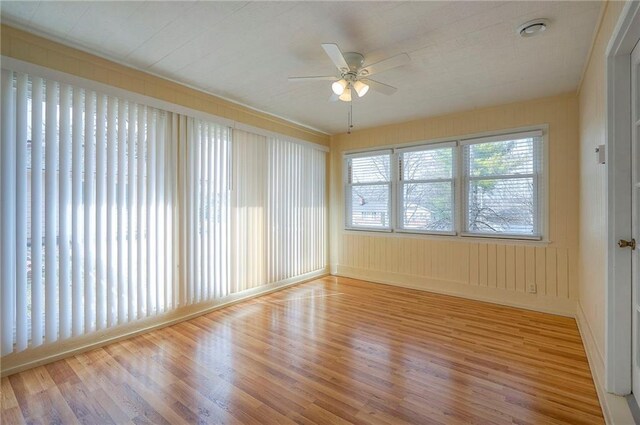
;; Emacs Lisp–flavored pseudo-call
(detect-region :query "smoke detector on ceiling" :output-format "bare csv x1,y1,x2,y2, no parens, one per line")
517,19,549,37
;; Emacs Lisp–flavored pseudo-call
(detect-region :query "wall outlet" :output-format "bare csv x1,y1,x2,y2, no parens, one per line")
528,284,537,294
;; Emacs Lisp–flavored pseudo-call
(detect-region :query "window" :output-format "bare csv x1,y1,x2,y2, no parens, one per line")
398,143,455,234
462,131,543,238
1,70,179,355
343,129,545,240
231,131,327,288
345,151,392,230
1,66,328,357
185,118,232,302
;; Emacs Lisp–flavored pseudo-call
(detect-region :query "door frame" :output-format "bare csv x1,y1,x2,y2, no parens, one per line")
606,0,640,396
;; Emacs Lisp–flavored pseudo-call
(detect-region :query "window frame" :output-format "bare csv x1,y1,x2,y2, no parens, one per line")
343,127,548,242
344,149,393,232
460,130,544,240
395,142,457,236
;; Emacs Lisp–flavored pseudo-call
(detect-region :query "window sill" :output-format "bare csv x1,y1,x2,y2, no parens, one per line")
459,232,542,241
344,227,393,233
343,228,551,246
395,229,456,236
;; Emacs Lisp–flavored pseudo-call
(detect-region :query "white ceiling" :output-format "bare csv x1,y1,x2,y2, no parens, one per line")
1,1,602,134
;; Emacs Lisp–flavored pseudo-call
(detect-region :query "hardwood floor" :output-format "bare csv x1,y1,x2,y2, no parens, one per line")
1,276,603,425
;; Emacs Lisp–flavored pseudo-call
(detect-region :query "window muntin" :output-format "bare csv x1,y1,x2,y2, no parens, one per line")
462,134,543,238
345,152,391,230
398,145,455,233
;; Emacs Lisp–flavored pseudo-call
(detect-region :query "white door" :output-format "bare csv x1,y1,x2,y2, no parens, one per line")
632,39,640,406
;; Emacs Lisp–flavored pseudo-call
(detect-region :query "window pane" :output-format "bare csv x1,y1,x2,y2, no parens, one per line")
467,177,534,235
350,154,390,183
350,184,390,228
402,148,452,180
468,138,534,177
402,182,453,232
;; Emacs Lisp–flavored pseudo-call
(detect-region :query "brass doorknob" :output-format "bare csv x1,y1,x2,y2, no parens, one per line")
618,239,636,250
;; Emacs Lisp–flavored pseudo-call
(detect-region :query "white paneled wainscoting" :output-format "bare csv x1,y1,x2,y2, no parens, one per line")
336,233,576,316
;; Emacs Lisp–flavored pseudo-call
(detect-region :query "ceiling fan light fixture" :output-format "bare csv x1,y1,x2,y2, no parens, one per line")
353,80,369,97
339,87,352,102
332,79,348,95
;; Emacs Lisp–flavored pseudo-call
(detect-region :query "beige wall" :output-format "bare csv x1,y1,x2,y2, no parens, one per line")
0,24,329,147
577,0,625,369
330,93,580,315
1,10,625,332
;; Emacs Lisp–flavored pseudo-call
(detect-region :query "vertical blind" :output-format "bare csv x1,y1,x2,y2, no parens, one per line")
232,131,268,291
1,68,328,357
232,130,327,290
266,136,327,283
0,70,178,355
184,118,231,303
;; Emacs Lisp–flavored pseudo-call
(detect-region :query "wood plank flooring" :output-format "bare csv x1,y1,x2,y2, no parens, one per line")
1,276,604,424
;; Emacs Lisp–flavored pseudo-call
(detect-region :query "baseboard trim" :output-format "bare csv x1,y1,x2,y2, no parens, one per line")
335,266,576,317
1,269,329,378
576,302,635,425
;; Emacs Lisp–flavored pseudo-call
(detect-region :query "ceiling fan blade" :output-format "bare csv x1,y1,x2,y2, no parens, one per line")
322,43,350,72
329,93,340,102
288,76,336,82
362,79,397,96
361,53,410,77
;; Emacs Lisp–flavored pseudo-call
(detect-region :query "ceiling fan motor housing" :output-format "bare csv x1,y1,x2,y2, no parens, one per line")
342,52,365,73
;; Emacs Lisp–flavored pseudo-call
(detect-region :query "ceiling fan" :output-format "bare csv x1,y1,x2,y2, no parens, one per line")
288,43,410,102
